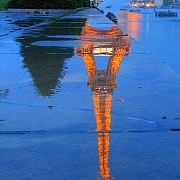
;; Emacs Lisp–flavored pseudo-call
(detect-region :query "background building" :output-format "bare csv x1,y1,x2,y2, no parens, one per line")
154,0,163,7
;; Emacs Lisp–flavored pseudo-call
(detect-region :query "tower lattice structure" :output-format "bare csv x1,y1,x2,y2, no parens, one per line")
76,23,130,180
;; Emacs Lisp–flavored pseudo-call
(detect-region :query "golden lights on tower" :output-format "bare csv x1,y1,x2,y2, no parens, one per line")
76,22,130,179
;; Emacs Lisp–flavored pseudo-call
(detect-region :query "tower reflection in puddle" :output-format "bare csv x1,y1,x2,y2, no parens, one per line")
76,22,131,179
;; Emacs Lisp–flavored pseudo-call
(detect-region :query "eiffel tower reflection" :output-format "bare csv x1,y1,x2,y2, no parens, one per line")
76,22,131,179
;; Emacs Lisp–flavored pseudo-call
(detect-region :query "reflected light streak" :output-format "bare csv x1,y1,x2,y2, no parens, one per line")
127,13,142,40
117,11,142,40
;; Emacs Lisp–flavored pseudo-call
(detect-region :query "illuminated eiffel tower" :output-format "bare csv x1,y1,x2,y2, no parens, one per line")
76,22,130,180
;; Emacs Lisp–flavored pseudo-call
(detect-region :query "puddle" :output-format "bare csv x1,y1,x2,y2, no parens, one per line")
22,53,71,96
13,18,87,96
1,10,179,179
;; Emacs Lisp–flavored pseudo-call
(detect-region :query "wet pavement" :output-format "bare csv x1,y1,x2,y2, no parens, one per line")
116,9,180,74
0,9,180,179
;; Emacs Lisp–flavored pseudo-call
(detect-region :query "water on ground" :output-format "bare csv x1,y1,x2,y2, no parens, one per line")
0,9,180,179
117,9,180,74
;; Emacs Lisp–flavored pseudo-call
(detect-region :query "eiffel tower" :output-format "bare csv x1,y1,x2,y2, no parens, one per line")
76,22,130,179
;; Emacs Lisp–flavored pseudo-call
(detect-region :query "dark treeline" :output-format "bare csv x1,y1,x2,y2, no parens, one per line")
8,0,90,9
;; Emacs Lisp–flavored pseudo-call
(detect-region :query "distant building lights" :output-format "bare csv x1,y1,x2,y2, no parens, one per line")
146,3,155,7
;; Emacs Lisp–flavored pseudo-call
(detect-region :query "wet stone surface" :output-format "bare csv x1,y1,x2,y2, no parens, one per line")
0,9,180,179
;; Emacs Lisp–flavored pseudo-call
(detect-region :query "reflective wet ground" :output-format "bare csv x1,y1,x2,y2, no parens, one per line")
117,9,180,74
0,9,180,179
